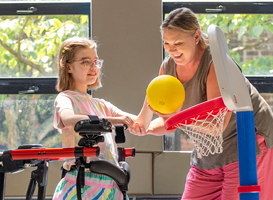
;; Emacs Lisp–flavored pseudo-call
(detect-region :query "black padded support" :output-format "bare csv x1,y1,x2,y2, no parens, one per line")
89,160,127,185
0,172,6,200
115,126,126,144
119,161,131,183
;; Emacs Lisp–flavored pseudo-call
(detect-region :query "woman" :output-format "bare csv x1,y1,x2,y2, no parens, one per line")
130,7,273,200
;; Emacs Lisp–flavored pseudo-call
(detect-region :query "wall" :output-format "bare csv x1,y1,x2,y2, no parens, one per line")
91,0,191,196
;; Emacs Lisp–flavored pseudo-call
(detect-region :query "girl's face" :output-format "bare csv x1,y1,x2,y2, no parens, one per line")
67,47,100,93
162,28,200,66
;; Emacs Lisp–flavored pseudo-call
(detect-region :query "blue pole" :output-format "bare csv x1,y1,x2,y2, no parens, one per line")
236,111,259,200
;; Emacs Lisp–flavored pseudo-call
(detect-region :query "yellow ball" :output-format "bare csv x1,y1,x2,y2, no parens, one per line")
146,75,185,114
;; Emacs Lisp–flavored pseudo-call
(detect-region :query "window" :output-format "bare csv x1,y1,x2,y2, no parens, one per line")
163,1,273,151
0,1,90,151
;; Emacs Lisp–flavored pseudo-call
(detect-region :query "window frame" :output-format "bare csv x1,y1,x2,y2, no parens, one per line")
0,2,91,94
163,1,273,94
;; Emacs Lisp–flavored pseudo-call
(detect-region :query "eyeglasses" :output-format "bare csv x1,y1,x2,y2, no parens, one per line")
73,59,104,69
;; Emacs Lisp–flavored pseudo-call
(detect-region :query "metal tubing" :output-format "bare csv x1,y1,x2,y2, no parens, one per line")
236,111,259,200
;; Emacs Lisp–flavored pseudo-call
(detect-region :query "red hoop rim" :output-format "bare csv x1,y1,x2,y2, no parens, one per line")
164,97,228,130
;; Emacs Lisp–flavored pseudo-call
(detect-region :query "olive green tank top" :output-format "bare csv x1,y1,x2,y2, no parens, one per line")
162,47,273,169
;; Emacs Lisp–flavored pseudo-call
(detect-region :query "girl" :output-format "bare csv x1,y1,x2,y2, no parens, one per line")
53,37,134,200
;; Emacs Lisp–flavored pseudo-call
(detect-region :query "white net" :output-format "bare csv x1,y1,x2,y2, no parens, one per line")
174,107,229,158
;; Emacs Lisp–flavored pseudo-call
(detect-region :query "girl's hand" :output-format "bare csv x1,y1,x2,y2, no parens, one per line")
122,115,134,129
128,122,147,136
109,116,134,129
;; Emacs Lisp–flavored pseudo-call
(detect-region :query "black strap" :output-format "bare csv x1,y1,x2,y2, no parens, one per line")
76,166,85,200
87,115,100,123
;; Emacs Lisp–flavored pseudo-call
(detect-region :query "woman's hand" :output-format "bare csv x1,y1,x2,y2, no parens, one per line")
148,104,183,121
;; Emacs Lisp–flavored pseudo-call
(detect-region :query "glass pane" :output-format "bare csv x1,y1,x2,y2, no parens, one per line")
0,94,61,151
197,14,273,76
164,93,273,151
0,14,89,78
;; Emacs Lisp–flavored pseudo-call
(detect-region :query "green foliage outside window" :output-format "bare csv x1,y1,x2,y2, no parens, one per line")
0,14,89,150
0,15,89,78
197,14,273,75
0,94,59,150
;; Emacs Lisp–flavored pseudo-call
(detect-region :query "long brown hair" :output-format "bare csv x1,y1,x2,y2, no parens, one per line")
56,37,102,92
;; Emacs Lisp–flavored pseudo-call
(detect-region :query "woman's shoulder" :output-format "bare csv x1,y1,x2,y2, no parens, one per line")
200,46,213,67
162,55,176,75
203,46,212,59
163,54,175,65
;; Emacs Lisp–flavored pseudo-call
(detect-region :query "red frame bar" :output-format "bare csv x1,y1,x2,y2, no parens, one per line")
238,185,261,193
11,147,98,160
123,148,135,158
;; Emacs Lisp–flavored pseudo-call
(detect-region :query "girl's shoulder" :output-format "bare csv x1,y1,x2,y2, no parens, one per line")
92,97,110,108
56,90,78,98
92,98,121,116
57,90,91,100
59,90,86,96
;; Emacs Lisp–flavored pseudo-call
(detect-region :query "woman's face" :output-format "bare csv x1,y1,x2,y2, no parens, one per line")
162,28,199,66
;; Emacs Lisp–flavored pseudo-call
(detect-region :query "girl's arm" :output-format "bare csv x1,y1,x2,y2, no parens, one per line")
59,108,89,129
104,111,137,128
59,108,136,130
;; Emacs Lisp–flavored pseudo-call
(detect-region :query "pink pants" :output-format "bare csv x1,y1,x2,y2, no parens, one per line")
182,134,273,200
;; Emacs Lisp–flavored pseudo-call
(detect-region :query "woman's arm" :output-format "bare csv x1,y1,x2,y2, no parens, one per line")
129,64,177,136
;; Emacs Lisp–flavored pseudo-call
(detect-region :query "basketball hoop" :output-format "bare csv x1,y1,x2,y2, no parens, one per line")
165,97,230,158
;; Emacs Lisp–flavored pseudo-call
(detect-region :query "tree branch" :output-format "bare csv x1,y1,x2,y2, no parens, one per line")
3,98,19,149
0,39,47,74
18,16,30,58
232,36,273,52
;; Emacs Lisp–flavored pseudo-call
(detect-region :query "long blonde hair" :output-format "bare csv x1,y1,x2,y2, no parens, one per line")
160,7,208,49
56,37,102,92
